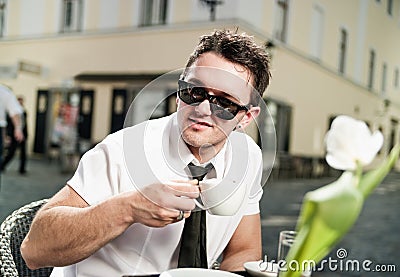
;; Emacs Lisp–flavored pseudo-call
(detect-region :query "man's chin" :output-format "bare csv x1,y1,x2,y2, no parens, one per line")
182,132,210,148
182,137,207,149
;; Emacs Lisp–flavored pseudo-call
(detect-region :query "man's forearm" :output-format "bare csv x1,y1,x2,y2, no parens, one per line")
21,181,199,269
21,195,133,269
220,249,261,271
10,114,24,141
219,214,262,271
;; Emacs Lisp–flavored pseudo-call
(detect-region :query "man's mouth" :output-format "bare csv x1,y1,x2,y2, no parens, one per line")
189,118,213,129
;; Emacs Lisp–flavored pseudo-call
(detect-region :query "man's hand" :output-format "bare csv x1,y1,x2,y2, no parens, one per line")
14,128,24,142
10,114,24,142
127,180,200,227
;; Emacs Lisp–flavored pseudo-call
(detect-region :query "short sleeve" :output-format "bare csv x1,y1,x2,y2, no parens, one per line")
67,134,123,205
242,145,263,216
5,93,23,117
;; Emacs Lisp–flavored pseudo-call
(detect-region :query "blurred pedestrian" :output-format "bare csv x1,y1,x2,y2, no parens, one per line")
1,96,28,174
0,84,24,173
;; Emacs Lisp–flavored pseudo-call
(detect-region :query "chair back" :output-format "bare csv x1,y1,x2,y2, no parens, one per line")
0,199,53,277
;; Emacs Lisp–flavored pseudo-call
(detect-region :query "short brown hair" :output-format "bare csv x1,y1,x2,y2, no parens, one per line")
183,29,271,105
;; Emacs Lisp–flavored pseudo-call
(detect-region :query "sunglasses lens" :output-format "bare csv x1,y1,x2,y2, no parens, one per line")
178,80,245,120
178,88,193,104
190,87,207,102
178,82,206,105
210,104,236,120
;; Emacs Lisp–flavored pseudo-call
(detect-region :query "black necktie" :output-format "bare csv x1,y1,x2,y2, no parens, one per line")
177,162,213,268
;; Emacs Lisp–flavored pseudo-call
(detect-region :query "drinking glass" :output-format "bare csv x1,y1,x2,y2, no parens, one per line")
277,230,311,277
277,230,297,262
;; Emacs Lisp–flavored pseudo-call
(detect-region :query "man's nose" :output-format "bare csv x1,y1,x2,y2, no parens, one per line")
195,100,212,116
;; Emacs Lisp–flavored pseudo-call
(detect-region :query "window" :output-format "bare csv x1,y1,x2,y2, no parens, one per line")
368,49,376,90
378,126,384,155
394,68,399,88
61,0,83,33
382,63,387,94
264,100,291,153
389,119,398,152
0,0,6,37
338,28,348,74
310,4,324,60
387,0,393,15
274,0,289,43
140,0,168,26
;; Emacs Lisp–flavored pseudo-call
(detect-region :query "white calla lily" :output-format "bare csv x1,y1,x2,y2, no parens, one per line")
325,115,383,171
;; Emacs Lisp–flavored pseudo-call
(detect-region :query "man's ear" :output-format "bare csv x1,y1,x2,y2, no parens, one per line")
238,106,260,129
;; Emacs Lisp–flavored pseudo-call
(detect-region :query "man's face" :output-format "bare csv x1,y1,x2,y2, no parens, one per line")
177,52,258,155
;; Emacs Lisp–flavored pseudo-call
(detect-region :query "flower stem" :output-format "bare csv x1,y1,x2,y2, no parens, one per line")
354,161,362,187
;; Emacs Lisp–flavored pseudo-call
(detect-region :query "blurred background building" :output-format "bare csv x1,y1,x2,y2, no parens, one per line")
0,0,399,175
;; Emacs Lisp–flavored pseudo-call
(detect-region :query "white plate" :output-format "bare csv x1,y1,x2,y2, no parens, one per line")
160,268,241,277
243,261,278,277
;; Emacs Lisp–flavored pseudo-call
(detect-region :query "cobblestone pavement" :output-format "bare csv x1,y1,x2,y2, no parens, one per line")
1,158,399,276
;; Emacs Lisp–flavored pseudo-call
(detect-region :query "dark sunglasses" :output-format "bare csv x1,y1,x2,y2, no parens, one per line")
177,80,250,120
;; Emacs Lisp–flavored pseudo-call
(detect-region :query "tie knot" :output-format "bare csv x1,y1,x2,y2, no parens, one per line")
187,162,214,181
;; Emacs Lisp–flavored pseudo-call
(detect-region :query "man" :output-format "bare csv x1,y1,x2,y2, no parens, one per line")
0,85,24,173
1,96,28,174
21,29,271,276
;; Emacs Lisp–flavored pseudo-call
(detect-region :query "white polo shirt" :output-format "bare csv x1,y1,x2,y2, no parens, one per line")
0,84,23,127
51,113,263,277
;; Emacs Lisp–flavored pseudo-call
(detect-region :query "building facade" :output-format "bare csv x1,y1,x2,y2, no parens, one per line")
0,0,399,174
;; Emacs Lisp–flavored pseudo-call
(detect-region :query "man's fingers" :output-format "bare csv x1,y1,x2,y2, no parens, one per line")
166,182,200,199
172,210,192,223
173,179,198,185
155,190,197,211
171,197,197,211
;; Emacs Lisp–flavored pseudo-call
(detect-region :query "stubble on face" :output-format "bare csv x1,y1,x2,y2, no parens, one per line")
178,105,238,159
180,119,230,146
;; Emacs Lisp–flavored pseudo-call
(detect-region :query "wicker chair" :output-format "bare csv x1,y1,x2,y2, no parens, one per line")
0,199,53,277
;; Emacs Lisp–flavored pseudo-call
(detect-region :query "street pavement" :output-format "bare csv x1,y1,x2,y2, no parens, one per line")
0,157,71,222
0,158,399,276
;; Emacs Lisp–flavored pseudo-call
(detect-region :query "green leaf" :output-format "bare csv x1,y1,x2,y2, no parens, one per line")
280,173,364,277
358,144,400,198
